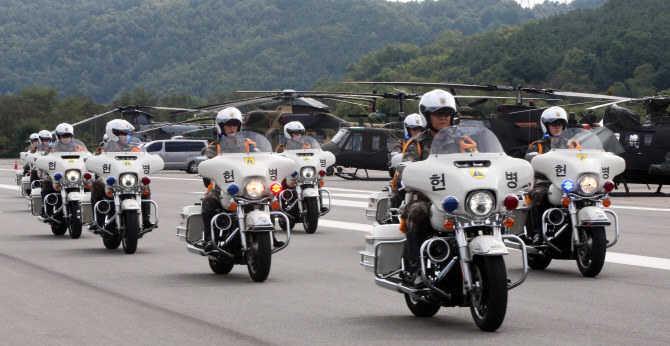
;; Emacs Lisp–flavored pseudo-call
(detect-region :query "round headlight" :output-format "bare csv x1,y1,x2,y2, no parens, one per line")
466,191,495,217
65,170,80,182
301,167,316,179
578,174,598,195
244,178,265,199
120,173,137,188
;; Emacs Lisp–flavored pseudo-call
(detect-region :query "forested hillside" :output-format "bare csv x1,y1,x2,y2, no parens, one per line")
0,0,603,102
340,0,669,100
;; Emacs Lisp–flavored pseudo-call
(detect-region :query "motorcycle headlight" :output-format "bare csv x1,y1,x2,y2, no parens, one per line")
578,174,598,195
301,167,316,179
65,169,80,182
466,190,495,217
244,178,265,199
120,173,137,188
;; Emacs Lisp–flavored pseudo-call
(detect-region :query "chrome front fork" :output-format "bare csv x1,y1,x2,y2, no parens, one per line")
454,226,474,291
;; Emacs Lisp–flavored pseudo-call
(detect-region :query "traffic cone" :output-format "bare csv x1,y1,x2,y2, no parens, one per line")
14,161,18,170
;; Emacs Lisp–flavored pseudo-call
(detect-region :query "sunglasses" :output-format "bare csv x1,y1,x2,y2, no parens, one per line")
60,134,73,138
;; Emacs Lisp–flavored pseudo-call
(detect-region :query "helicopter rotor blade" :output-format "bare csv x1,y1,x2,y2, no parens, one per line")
71,109,120,127
144,106,203,112
545,91,631,101
341,81,515,92
507,100,617,115
134,117,216,134
321,98,370,107
170,96,276,117
585,99,639,110
466,98,489,107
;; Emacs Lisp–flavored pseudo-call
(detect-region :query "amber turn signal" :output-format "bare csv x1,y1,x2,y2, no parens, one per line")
54,184,61,190
271,201,280,210
228,202,238,212
142,189,149,196
107,190,113,196
290,181,296,186
319,180,325,187
444,220,454,230
603,198,611,207
562,197,570,207
504,218,514,227
85,184,91,189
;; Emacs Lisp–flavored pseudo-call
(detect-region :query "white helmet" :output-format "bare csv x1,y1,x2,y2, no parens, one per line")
103,134,109,142
29,133,39,141
216,107,243,135
540,106,568,135
418,89,457,131
403,113,426,137
38,130,52,141
284,121,306,140
55,123,74,139
106,119,135,142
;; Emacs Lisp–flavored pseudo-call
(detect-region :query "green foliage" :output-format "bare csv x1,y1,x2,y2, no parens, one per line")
0,0,594,102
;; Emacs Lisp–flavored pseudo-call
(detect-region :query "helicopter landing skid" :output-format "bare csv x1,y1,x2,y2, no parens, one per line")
610,182,670,197
334,168,388,181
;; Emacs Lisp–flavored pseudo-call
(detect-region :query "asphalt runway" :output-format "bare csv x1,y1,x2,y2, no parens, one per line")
1,165,670,345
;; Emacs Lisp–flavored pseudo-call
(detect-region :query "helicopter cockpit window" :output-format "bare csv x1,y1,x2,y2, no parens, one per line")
315,134,324,144
372,136,380,150
387,138,396,151
331,129,349,147
645,134,652,146
345,133,363,151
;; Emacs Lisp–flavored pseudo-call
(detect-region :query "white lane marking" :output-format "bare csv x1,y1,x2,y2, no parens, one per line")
0,184,19,190
609,205,670,212
317,218,670,271
606,252,670,271
330,199,368,209
331,193,370,199
326,187,375,194
0,168,18,171
319,219,371,232
153,176,201,181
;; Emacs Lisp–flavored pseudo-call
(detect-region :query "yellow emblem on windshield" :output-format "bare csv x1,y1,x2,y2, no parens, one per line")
123,160,132,167
577,154,588,161
244,157,256,165
469,169,486,179
67,159,76,164
302,157,311,162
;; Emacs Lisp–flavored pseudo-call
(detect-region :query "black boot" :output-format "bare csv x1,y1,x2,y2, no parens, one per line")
141,201,154,229
273,232,285,248
406,232,429,288
530,205,544,245
201,210,217,252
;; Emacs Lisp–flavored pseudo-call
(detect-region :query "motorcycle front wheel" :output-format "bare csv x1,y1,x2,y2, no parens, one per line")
469,256,508,332
404,293,440,317
247,232,272,282
302,197,319,234
122,210,139,254
576,227,607,277
68,201,82,239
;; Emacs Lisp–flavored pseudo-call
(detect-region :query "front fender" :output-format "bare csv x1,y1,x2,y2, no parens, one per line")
66,191,82,203
245,210,273,230
121,199,140,211
302,187,319,198
469,235,509,256
577,206,610,226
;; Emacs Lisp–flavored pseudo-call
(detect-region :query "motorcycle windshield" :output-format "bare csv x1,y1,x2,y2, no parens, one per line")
430,125,504,155
219,131,273,154
277,136,321,151
51,139,89,153
102,137,146,152
553,128,604,150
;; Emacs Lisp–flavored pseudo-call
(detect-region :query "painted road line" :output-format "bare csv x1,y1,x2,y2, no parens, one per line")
330,193,370,199
0,184,19,190
325,187,376,194
609,205,670,212
329,199,368,209
317,218,670,271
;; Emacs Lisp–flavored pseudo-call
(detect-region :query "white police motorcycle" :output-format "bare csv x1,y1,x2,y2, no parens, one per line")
512,128,625,277
360,125,531,332
275,136,335,233
85,138,163,254
30,140,92,238
177,132,295,282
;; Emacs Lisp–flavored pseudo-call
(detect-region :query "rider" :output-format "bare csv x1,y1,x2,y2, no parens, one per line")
94,134,109,154
400,89,458,287
23,133,39,176
276,121,311,153
526,106,577,245
29,130,54,188
91,120,153,230
390,113,427,158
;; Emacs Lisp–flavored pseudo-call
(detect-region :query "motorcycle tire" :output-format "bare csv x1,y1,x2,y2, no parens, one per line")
103,233,121,250
209,258,234,275
68,201,82,239
277,215,295,232
302,197,319,234
404,293,440,317
576,226,607,277
122,210,139,255
246,232,272,282
51,214,68,236
527,254,552,270
469,256,508,332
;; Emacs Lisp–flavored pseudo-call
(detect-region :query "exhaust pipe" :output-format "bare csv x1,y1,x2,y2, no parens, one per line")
375,277,419,295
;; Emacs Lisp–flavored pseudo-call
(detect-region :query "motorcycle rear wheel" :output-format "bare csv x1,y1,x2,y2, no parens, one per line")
51,214,67,236
302,197,319,234
122,210,139,254
103,233,121,249
469,256,508,332
404,293,440,317
68,202,82,239
576,227,606,277
209,258,234,274
247,232,272,282
527,254,552,270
